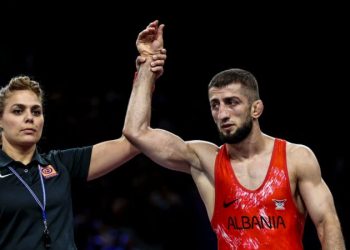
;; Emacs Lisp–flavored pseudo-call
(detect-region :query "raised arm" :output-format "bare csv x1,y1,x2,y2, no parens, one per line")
123,20,202,174
87,21,166,181
292,145,345,249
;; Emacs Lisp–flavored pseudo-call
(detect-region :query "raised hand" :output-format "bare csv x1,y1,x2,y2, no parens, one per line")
136,20,166,77
136,20,164,57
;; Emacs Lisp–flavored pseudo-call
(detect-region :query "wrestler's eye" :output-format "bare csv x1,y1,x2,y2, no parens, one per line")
210,102,219,110
225,98,240,106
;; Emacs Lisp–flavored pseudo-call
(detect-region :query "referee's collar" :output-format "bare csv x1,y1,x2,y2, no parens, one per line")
0,148,49,168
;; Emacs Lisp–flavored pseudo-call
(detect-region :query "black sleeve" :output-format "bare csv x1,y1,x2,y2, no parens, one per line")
49,146,93,181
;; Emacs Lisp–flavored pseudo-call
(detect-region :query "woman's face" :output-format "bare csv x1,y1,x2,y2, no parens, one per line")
0,90,44,148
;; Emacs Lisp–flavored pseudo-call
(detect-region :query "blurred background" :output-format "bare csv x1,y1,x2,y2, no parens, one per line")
1,2,348,249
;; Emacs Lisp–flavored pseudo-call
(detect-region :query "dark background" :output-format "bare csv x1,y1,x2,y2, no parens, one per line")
1,2,348,249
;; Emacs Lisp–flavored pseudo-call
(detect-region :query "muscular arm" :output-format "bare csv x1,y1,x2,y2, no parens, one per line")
123,57,201,173
86,21,166,181
293,145,345,249
123,21,202,173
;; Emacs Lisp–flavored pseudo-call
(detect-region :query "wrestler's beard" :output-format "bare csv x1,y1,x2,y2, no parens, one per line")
219,116,253,144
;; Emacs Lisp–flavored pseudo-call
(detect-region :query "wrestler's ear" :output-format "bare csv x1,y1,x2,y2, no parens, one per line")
251,100,264,118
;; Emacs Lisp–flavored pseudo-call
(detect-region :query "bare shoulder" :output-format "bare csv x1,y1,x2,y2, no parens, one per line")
287,142,317,162
287,141,311,155
187,140,220,173
286,141,321,178
187,140,220,160
188,140,219,151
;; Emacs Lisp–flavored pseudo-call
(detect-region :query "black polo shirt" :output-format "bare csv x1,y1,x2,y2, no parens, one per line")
0,146,92,250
